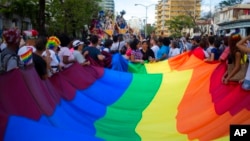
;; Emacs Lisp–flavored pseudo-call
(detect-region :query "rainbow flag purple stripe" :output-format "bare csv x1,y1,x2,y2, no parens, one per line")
0,52,249,141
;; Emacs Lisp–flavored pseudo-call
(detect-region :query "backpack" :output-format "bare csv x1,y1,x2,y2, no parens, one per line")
0,52,19,74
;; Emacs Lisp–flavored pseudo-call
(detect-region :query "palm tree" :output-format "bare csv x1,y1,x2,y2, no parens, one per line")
165,15,195,38
219,0,243,8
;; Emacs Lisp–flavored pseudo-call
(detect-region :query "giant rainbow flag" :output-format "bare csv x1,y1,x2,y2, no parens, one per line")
0,52,250,141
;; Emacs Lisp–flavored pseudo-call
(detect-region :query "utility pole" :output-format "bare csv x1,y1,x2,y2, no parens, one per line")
135,4,155,37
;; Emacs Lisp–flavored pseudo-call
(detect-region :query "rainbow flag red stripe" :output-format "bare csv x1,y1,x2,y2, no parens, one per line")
0,52,249,141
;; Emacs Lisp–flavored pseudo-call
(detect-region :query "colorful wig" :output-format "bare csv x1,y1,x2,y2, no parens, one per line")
46,36,61,50
3,28,21,45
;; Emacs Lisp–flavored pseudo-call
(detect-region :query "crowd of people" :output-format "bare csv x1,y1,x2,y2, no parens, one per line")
0,28,250,91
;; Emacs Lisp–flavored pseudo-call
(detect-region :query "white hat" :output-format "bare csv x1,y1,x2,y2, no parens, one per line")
72,40,84,48
18,46,35,65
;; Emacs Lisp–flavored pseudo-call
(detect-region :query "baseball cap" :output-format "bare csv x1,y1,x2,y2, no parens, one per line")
72,40,84,48
191,36,201,43
141,39,148,44
23,29,39,39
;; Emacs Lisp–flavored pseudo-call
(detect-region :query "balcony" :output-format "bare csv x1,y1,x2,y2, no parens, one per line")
239,15,250,20
163,17,170,20
157,5,162,9
216,12,250,24
218,18,234,23
156,10,162,13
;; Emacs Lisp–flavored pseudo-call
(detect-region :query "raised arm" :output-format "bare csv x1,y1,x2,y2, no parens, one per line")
236,35,250,53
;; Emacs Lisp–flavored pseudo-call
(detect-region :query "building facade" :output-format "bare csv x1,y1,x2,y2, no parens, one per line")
155,0,201,36
0,3,32,37
214,4,250,37
99,0,115,14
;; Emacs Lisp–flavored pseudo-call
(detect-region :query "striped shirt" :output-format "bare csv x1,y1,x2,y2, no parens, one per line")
131,49,143,60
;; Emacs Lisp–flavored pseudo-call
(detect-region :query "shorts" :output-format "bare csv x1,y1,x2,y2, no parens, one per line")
242,79,250,90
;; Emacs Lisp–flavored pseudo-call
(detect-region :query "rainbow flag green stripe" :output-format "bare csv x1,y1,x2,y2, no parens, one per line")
95,73,162,141
128,63,147,73
1,52,250,141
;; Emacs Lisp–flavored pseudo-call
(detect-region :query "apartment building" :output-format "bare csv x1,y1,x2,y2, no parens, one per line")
214,4,250,37
155,0,201,36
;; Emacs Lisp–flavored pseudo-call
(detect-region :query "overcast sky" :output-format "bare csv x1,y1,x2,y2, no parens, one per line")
114,0,250,24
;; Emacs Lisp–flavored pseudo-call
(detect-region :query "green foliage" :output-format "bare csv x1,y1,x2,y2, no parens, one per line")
45,0,101,36
0,0,37,31
219,0,243,8
146,24,155,36
0,0,34,16
0,0,102,37
165,15,195,38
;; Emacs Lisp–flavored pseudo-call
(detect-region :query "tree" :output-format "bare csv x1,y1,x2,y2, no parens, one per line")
38,0,46,36
0,0,37,32
165,15,195,38
219,0,243,8
146,24,156,36
46,0,101,37
1,0,102,37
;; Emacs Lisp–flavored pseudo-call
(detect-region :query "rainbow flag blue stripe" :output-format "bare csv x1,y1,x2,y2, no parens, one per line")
0,52,250,141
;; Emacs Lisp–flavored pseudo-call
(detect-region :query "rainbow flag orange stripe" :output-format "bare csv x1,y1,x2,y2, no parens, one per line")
0,52,249,141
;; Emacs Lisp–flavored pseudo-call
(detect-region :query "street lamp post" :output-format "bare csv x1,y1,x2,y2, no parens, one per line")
135,3,155,37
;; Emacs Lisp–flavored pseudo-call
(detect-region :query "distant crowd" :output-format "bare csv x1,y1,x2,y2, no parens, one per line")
0,28,250,91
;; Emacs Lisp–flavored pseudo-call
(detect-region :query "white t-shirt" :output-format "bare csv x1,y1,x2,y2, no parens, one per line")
168,48,180,58
58,47,74,68
151,45,159,59
103,48,110,53
111,41,125,51
111,42,119,51
42,50,59,66
203,50,210,58
42,49,59,74
206,46,214,54
73,50,85,64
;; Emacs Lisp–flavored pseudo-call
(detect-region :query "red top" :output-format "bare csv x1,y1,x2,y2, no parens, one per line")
192,47,206,60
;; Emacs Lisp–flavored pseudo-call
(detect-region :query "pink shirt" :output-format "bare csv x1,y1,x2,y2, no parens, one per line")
58,47,75,68
219,47,230,61
126,48,132,57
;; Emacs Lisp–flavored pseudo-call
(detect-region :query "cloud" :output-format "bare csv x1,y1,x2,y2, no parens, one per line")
150,0,159,3
202,5,212,13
